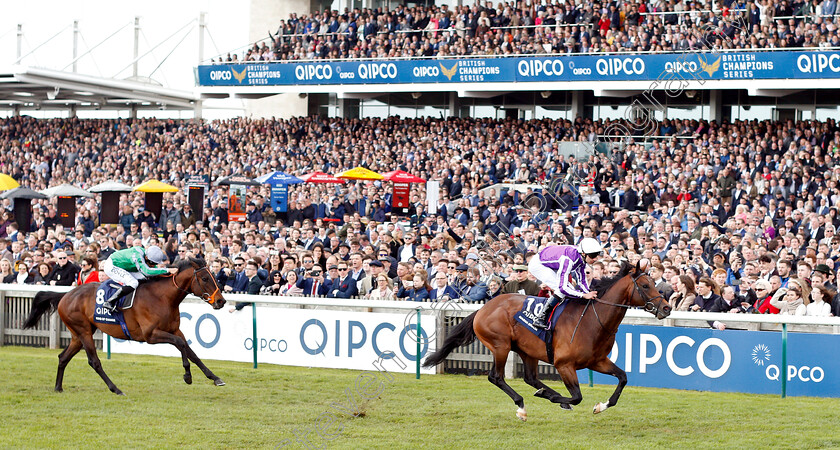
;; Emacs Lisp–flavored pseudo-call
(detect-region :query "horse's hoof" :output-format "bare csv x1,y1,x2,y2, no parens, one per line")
593,402,609,414
560,403,573,411
184,374,193,385
214,378,226,386
54,387,63,393
115,390,126,396
516,407,527,422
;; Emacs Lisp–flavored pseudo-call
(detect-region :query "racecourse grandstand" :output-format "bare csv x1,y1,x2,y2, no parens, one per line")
218,0,840,62
199,1,840,122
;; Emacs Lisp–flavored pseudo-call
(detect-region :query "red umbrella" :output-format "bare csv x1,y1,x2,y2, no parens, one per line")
299,172,346,184
382,170,426,183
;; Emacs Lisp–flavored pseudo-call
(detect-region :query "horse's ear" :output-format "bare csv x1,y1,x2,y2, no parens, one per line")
635,260,640,273
638,258,650,273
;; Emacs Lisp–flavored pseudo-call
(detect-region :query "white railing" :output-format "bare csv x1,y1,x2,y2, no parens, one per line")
4,283,838,350
3,283,838,388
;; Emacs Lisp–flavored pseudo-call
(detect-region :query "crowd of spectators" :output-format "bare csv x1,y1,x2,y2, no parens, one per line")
2,113,840,324
212,0,840,63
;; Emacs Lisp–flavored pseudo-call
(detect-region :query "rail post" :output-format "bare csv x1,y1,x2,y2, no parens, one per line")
252,302,258,369
0,289,5,346
781,323,787,399
416,308,421,380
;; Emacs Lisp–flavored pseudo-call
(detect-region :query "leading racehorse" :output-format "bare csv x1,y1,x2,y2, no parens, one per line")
424,260,670,420
23,257,226,395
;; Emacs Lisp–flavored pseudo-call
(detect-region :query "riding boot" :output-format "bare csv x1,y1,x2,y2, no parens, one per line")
105,286,135,313
533,294,562,329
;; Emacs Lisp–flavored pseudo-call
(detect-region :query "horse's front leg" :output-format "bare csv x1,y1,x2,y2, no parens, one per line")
146,329,193,385
553,364,583,410
174,329,225,386
589,357,627,414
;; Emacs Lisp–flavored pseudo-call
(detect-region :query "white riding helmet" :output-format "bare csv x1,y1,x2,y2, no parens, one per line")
578,238,603,257
145,246,166,264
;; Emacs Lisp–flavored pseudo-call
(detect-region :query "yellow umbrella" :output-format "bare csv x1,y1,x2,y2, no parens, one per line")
335,167,384,180
0,174,20,191
133,179,179,193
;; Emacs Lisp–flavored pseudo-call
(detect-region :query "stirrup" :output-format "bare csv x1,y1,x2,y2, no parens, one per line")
104,299,118,313
104,290,123,313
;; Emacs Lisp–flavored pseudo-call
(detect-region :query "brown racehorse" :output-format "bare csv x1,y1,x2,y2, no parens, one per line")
23,257,226,395
423,260,671,420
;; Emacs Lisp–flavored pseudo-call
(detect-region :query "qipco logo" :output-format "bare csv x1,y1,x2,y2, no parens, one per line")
517,59,564,77
209,70,232,81
665,61,699,74
295,64,333,81
413,66,439,77
358,62,398,80
797,53,840,73
765,364,825,383
596,57,645,76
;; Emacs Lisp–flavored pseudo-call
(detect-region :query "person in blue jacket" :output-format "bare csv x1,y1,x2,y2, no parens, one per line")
460,267,489,303
429,271,460,301
397,273,430,302
326,262,358,298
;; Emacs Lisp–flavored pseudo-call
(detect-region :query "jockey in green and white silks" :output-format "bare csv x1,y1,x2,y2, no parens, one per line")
100,245,176,312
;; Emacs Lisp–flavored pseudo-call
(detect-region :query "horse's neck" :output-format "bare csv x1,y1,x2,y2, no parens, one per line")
172,271,192,305
592,282,633,334
148,273,189,307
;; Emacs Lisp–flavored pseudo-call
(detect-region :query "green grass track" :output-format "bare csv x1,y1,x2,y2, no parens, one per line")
0,346,836,449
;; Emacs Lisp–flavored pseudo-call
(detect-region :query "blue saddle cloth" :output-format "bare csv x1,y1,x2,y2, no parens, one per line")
93,280,132,340
514,296,568,343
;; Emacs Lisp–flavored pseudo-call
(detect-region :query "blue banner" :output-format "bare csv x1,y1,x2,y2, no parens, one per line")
271,185,288,213
575,325,839,398
198,51,840,86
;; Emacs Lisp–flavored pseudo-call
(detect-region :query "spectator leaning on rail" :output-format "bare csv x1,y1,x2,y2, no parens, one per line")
100,245,176,312
529,238,601,329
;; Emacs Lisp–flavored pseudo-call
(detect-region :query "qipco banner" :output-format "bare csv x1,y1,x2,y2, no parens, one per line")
577,325,840,398
111,304,438,375
197,51,840,87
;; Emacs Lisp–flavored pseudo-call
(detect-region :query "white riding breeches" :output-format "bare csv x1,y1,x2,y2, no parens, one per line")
528,255,562,296
101,259,144,289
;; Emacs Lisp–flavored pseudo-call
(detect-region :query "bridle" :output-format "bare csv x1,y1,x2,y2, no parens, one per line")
569,266,669,342
568,269,667,342
590,271,667,316
172,266,222,304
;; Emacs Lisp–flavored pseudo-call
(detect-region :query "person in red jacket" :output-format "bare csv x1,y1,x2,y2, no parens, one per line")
76,255,101,285
752,279,780,314
677,191,693,203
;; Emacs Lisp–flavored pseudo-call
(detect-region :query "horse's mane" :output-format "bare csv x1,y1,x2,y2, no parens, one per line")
590,262,633,298
171,256,207,271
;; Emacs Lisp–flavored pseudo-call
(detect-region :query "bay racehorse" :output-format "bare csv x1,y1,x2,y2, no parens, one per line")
423,260,670,420
23,257,226,395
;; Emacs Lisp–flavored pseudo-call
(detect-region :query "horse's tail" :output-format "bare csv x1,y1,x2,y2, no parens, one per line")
23,291,65,329
422,311,477,368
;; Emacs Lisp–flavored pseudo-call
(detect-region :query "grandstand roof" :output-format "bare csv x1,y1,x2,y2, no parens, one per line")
0,66,199,111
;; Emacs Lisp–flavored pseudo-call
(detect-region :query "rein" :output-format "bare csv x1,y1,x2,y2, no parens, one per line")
591,273,666,315
569,272,666,342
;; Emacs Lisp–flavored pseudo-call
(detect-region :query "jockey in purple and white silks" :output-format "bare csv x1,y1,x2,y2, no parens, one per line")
528,238,602,329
